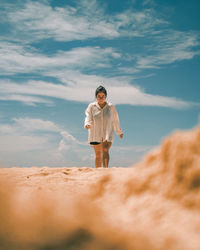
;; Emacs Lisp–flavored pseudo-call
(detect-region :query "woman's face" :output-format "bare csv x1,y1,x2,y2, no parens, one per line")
96,92,106,105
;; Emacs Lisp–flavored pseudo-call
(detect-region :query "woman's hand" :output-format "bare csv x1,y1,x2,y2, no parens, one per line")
120,133,123,139
85,125,91,130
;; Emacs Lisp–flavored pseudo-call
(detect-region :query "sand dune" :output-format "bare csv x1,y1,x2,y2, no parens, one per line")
0,125,200,250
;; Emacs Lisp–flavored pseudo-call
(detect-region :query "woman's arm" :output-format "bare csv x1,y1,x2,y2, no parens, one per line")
112,105,123,137
84,103,93,129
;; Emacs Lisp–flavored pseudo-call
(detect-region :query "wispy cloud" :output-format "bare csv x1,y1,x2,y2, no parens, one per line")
13,117,84,145
0,119,52,152
136,31,200,69
12,118,61,132
1,0,199,75
0,117,85,154
0,42,119,75
0,77,197,109
0,94,53,106
1,0,166,43
0,117,89,166
1,1,118,42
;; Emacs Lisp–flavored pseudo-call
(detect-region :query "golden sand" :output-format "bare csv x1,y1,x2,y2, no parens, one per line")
0,125,200,249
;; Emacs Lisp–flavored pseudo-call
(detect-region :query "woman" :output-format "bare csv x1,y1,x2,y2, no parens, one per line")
84,86,123,168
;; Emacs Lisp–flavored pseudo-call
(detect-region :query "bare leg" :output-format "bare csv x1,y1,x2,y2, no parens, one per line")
93,143,102,168
102,141,112,168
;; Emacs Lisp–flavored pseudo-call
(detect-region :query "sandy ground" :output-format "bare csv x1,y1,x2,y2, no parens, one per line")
0,125,200,250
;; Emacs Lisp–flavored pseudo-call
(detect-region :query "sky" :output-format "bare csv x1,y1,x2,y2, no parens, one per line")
0,0,200,168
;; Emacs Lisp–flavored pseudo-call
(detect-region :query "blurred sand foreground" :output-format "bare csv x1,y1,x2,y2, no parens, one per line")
0,126,200,250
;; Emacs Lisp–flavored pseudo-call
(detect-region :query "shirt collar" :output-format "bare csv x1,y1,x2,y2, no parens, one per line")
95,101,107,110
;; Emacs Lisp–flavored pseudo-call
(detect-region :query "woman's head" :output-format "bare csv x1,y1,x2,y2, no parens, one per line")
95,86,107,104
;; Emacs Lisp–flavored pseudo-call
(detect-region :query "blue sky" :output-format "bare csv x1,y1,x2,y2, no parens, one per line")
0,0,200,167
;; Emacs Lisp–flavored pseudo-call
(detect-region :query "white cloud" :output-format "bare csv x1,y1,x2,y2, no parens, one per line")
115,8,168,37
136,31,200,69
0,135,48,152
0,118,60,136
107,85,193,108
0,76,197,109
118,67,141,74
0,117,85,154
0,117,89,166
1,0,199,78
13,118,60,132
0,94,52,106
0,124,14,134
3,1,119,42
0,42,119,75
0,119,58,154
1,0,170,43
1,6,199,79
57,131,87,156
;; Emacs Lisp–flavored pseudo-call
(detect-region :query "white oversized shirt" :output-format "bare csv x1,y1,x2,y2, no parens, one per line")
84,102,122,143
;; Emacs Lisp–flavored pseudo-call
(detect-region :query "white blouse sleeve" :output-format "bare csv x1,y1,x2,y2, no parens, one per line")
84,103,93,128
112,105,122,135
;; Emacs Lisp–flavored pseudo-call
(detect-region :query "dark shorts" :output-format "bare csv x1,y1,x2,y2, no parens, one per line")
90,141,101,145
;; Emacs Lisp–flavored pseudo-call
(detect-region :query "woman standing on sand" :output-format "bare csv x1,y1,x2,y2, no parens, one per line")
84,86,123,168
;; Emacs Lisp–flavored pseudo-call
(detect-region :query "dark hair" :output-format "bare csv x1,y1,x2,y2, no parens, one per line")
95,85,107,97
